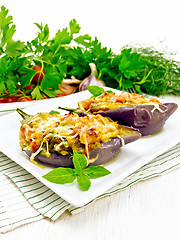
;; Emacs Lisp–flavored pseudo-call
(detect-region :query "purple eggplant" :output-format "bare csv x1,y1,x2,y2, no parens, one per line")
59,102,178,136
83,102,177,136
22,124,140,168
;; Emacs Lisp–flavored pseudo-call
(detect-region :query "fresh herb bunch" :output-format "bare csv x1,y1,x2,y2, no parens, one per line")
97,47,180,96
0,5,180,101
0,6,94,100
43,151,111,191
129,46,180,96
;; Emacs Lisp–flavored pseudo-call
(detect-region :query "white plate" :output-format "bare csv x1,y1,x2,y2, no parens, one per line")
0,98,46,117
0,88,180,207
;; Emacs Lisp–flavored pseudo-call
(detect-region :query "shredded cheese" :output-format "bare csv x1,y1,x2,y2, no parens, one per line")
142,102,167,113
19,112,127,164
78,91,166,113
117,135,125,147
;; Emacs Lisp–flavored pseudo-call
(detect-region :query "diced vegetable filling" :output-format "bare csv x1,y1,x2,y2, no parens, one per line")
78,91,162,113
19,113,126,163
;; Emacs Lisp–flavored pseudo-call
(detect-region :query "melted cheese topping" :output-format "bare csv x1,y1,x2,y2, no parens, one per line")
78,91,166,113
19,113,126,164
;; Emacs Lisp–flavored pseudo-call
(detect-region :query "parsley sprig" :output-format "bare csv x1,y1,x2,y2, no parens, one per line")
42,152,111,191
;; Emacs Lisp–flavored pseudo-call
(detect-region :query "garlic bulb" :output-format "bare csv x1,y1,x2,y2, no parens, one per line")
79,63,105,91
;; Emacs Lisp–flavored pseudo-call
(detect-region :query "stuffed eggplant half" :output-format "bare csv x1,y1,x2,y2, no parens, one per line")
76,91,178,136
17,109,140,168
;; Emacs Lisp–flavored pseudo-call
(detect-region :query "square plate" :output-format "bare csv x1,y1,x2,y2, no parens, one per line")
0,88,180,207
0,99,43,117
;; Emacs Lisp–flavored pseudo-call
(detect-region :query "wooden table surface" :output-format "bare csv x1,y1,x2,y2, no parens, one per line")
1,0,180,239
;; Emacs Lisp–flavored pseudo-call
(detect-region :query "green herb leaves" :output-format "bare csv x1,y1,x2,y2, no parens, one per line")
0,6,25,57
0,6,15,51
87,86,113,97
43,168,76,184
118,49,147,79
87,86,105,97
42,152,111,191
1,5,180,101
0,6,25,95
98,48,148,91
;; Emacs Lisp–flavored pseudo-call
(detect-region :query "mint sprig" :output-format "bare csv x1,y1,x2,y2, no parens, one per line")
87,86,114,97
42,151,111,191
87,86,104,97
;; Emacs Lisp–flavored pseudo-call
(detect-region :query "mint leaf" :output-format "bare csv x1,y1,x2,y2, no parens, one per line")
84,166,111,179
42,151,111,191
87,86,104,97
42,168,76,184
49,110,60,115
106,90,114,94
72,151,87,173
76,173,91,191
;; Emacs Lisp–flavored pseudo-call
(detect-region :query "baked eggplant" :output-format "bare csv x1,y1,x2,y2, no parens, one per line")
62,91,178,136
17,108,140,168
92,102,177,136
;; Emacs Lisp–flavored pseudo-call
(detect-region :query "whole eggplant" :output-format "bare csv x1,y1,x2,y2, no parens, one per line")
21,124,140,168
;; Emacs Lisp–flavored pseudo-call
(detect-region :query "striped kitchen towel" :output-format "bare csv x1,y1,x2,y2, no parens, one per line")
1,142,180,233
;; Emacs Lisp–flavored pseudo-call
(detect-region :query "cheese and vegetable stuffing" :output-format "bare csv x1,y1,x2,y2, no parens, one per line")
78,91,163,113
74,90,178,136
19,111,138,166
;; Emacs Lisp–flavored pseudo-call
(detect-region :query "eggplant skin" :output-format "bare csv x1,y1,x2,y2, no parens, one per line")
24,127,140,168
82,103,178,136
